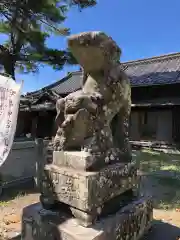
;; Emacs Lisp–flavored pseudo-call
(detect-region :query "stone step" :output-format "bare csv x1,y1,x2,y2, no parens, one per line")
21,196,153,240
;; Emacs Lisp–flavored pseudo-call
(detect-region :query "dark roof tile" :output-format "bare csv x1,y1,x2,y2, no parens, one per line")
51,71,83,94
126,52,180,86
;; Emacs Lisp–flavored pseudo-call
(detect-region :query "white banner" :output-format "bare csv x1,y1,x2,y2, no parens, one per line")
0,75,22,167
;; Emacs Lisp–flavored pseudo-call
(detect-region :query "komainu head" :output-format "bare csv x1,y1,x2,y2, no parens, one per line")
67,31,121,72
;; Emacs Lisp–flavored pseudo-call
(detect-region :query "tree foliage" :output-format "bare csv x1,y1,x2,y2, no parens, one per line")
0,0,96,79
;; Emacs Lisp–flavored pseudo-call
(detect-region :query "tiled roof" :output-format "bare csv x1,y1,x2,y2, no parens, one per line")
26,52,180,96
25,71,83,97
51,71,83,95
126,52,180,87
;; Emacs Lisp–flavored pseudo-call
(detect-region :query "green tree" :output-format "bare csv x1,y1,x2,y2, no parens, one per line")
0,0,96,80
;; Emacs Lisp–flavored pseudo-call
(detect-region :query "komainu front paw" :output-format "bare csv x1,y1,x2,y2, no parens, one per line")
91,92,103,102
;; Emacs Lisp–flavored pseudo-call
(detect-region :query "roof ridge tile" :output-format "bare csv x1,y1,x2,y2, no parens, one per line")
124,52,180,66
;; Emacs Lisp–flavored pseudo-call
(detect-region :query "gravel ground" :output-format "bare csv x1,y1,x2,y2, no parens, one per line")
0,191,39,239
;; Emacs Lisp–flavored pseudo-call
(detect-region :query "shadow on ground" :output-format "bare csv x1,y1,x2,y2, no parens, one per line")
133,148,180,174
143,220,180,240
133,149,180,209
140,174,180,210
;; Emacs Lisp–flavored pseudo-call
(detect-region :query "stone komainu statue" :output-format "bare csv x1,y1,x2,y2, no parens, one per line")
54,31,131,167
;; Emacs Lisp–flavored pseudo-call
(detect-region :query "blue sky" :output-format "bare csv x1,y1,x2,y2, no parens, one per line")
15,0,180,93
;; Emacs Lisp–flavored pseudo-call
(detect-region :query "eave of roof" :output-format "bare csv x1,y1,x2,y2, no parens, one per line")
131,97,180,108
25,73,73,97
25,52,180,97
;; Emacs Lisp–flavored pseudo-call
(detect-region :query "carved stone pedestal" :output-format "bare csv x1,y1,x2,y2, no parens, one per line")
22,196,153,240
40,158,139,227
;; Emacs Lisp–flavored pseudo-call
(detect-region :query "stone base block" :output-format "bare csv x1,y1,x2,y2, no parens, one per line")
53,151,93,170
41,189,137,227
22,196,153,240
40,162,138,213
53,150,131,171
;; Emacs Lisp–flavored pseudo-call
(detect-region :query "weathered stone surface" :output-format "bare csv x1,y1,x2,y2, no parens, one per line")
22,196,153,240
69,189,138,227
40,162,138,213
53,150,126,171
54,31,131,166
53,151,93,170
68,32,121,72
41,189,138,227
